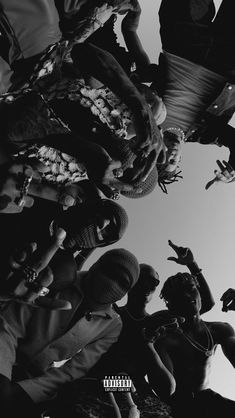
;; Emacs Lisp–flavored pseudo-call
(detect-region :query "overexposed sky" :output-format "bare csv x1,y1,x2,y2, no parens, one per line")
85,0,235,400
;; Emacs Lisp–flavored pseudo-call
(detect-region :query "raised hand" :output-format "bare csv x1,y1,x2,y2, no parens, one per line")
205,160,235,190
143,311,185,343
0,228,71,310
221,288,235,312
167,240,194,265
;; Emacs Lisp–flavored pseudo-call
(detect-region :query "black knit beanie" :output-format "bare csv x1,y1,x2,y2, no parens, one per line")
86,248,140,305
56,199,128,249
121,166,158,199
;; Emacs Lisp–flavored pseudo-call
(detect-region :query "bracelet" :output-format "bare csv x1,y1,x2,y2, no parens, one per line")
193,269,202,277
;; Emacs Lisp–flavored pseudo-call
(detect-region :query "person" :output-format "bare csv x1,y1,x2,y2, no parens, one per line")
0,193,129,287
153,271,235,418
0,246,140,418
167,240,215,314
154,0,235,192
0,1,164,199
0,161,102,213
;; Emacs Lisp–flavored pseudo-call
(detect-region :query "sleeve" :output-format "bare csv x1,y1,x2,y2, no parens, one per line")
17,319,122,403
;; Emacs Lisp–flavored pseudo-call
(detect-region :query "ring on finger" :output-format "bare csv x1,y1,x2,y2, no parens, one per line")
15,172,33,206
22,265,38,284
25,281,50,296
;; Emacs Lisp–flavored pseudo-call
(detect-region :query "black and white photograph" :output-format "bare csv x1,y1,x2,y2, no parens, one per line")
1,1,235,417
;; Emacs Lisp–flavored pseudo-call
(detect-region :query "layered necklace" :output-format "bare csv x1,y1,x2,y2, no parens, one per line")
182,321,214,357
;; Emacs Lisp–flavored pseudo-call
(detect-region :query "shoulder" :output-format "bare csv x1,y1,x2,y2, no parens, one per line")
207,321,235,342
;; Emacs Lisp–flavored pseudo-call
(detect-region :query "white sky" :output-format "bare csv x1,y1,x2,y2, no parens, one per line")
85,0,235,401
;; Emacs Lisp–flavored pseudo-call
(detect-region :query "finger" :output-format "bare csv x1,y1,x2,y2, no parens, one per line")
222,160,234,171
23,266,53,303
205,177,217,190
216,160,226,171
167,257,179,263
29,228,66,274
138,151,157,183
220,289,235,301
35,297,72,310
168,240,178,250
110,179,142,193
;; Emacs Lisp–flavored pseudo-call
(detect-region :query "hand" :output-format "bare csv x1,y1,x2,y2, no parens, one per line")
0,229,72,310
132,105,164,159
143,311,185,343
205,160,235,190
0,162,80,213
221,288,235,312
167,240,195,265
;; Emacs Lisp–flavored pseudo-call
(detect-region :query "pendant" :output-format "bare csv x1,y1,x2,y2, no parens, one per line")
205,350,213,357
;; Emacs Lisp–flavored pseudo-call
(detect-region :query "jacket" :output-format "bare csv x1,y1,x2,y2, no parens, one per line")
0,272,122,402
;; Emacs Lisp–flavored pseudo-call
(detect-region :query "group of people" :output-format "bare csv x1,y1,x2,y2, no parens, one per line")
1,1,235,417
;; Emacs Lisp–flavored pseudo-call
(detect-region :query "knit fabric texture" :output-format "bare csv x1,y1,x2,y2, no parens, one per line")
87,248,140,305
121,166,158,199
57,199,128,249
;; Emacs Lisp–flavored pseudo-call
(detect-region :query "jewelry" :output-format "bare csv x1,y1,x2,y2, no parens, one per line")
15,169,33,206
110,190,120,200
164,127,186,142
182,322,214,357
22,265,38,284
123,307,147,322
25,282,50,297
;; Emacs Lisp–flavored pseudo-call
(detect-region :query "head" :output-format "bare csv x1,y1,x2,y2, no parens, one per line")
160,273,201,318
157,128,184,193
162,128,184,172
84,248,140,310
52,199,128,251
128,263,160,308
121,166,158,199
139,84,167,126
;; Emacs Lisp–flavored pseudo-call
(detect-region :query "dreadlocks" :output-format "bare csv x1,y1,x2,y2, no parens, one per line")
160,273,200,304
157,165,183,194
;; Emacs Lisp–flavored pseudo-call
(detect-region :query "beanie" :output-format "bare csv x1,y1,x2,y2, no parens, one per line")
56,199,128,249
99,200,128,243
121,166,158,199
87,248,140,305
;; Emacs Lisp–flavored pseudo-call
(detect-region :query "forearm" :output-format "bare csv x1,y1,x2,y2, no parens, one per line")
121,27,150,71
144,343,176,399
187,262,215,314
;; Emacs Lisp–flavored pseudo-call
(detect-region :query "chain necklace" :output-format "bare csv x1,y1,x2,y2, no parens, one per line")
123,306,148,322
182,322,214,357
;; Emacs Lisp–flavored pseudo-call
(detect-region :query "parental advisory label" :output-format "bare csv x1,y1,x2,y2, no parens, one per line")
103,375,132,392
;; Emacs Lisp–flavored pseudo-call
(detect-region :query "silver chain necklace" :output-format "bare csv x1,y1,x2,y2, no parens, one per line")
182,322,214,357
123,306,147,322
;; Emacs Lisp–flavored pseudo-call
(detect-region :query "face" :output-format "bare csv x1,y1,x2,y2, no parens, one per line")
129,267,159,307
95,213,118,244
163,131,183,173
168,279,202,317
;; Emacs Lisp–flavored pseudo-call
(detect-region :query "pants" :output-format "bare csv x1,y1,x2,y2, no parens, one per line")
169,388,235,418
158,0,235,77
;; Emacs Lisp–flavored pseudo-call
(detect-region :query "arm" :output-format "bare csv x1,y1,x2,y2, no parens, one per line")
71,42,152,151
218,322,235,368
121,0,150,74
17,320,122,403
143,341,176,399
168,240,215,314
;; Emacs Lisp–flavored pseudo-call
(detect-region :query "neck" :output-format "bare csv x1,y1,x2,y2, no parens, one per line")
182,314,202,332
126,302,147,318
